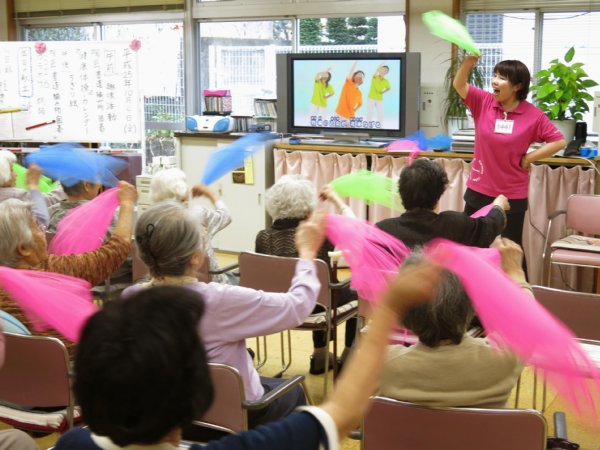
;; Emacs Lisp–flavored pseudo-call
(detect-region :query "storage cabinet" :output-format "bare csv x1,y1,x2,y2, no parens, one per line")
174,133,275,253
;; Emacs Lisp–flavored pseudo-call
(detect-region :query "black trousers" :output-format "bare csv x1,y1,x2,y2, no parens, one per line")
464,188,528,276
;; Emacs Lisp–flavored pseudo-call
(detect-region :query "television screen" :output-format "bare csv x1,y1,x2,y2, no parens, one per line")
292,57,402,132
278,52,420,138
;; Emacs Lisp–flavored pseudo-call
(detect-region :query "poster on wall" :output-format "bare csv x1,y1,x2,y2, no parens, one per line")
0,41,142,143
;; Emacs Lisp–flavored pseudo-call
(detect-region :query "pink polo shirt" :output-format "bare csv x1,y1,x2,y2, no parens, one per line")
464,86,564,199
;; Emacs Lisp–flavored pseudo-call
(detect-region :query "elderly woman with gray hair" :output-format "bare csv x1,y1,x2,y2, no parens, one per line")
0,181,137,355
150,168,233,284
378,238,526,408
255,175,357,375
0,150,65,210
122,201,324,428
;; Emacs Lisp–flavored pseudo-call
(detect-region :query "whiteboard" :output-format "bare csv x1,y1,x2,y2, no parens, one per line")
0,41,142,143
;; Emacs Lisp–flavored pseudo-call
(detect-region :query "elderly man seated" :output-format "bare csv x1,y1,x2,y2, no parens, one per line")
376,158,509,249
378,238,526,408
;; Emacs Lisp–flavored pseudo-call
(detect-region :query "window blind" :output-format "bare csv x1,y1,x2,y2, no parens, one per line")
463,1,600,12
15,0,184,17
192,0,405,20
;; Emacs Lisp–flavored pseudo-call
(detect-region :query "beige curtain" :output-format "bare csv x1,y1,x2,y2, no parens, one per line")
369,155,408,223
524,164,596,288
273,150,368,219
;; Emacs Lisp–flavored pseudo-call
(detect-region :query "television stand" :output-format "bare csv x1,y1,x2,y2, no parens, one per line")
296,138,387,148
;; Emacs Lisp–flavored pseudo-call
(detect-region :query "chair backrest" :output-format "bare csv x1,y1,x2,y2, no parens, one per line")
362,397,547,450
238,252,331,309
0,333,71,408
194,363,247,434
566,194,600,235
532,285,600,341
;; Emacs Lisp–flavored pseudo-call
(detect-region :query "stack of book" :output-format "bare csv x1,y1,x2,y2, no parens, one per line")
203,89,232,115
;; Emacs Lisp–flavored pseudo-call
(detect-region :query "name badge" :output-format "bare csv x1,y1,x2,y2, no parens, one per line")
494,119,514,134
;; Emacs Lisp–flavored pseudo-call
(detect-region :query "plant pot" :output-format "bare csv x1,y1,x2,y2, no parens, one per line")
551,119,576,143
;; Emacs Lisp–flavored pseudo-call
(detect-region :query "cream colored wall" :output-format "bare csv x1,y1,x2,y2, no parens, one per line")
409,0,453,134
0,0,9,41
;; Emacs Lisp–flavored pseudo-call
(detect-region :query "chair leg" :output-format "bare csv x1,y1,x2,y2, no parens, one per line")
533,367,538,410
514,374,521,408
274,330,292,378
254,336,267,370
542,375,548,413
323,319,332,397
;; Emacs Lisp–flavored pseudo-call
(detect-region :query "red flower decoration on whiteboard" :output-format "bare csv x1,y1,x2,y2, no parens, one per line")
129,39,142,52
35,41,47,55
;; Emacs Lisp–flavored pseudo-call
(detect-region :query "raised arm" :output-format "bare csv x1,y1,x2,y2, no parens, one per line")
47,181,137,285
492,237,532,294
190,184,232,235
453,55,479,100
25,163,49,227
213,212,326,340
319,185,355,218
320,261,440,438
347,61,358,80
315,67,332,82
112,181,137,242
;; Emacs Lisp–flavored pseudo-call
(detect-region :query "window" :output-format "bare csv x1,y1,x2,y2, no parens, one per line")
298,16,405,53
198,16,405,116
466,9,600,130
23,26,97,41
466,13,535,89
541,12,600,125
199,20,292,115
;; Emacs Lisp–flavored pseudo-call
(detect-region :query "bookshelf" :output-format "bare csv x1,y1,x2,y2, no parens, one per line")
254,98,277,132
203,89,232,115
231,115,253,132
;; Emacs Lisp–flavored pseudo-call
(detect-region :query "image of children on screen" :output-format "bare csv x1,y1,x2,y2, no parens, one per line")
293,58,401,131
310,66,334,119
366,64,391,124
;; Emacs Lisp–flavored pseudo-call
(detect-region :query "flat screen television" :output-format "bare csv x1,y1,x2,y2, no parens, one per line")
276,52,421,139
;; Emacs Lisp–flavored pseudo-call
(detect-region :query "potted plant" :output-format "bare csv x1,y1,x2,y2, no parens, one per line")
443,51,484,134
530,46,598,142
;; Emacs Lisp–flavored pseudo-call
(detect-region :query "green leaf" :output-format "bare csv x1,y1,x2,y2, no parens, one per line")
565,47,575,62
536,83,558,99
550,104,560,118
582,79,599,88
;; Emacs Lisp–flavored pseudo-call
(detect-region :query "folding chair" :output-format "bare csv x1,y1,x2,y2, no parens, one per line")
0,333,80,434
185,363,309,442
238,252,357,395
362,397,547,450
542,194,600,290
530,285,600,412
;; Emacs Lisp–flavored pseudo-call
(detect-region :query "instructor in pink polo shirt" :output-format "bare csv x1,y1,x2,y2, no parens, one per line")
453,55,566,262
